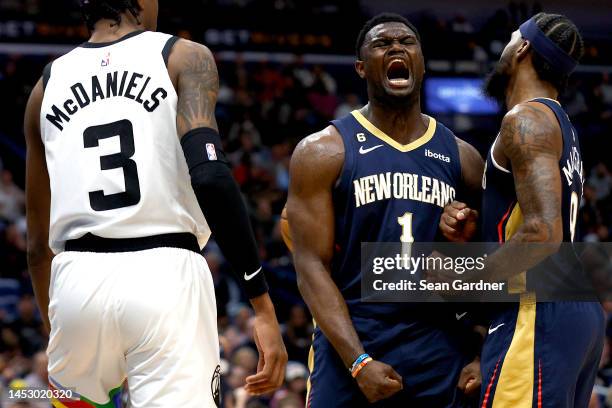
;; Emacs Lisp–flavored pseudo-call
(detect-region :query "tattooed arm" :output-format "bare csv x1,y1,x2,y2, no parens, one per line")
168,40,287,394
168,40,219,135
481,102,564,281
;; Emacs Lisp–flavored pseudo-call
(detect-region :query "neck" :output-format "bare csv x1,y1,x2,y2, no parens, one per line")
89,15,142,43
363,96,427,144
505,65,558,110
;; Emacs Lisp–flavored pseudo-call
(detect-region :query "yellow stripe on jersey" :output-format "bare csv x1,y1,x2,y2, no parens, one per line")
504,204,527,293
280,209,293,252
351,110,437,152
492,293,537,408
305,319,317,404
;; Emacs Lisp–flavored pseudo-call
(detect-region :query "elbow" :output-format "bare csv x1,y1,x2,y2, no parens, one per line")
522,218,562,254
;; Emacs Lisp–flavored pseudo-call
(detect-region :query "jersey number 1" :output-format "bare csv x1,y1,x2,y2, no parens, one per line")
84,120,141,211
398,212,415,257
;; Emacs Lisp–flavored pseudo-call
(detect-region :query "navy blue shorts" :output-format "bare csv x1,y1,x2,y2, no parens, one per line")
479,295,605,408
306,313,477,407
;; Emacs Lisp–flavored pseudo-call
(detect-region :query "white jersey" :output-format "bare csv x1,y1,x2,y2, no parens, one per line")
40,31,210,253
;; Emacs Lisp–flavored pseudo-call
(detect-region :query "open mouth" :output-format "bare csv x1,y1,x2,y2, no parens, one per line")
386,59,410,87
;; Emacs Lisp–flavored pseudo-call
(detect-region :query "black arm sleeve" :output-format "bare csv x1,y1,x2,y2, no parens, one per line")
181,128,268,299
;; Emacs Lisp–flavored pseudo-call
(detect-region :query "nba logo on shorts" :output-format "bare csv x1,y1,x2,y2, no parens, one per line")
206,143,218,161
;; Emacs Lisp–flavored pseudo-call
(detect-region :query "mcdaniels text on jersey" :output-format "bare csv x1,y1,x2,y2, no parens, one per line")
45,70,168,131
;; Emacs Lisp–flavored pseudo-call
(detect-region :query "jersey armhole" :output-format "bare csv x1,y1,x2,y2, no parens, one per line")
42,61,53,92
162,35,181,67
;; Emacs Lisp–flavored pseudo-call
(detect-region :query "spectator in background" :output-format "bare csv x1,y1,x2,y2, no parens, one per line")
0,170,25,223
590,163,612,201
23,351,48,408
282,305,312,364
334,93,362,119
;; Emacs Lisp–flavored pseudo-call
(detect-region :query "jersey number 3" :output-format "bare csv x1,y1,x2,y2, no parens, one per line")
84,119,141,211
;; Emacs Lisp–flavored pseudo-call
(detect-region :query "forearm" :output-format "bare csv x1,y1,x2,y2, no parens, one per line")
295,257,364,368
27,246,53,331
481,219,561,282
190,161,268,298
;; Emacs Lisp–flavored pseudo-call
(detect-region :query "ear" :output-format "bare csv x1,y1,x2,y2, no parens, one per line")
516,39,531,61
355,60,366,79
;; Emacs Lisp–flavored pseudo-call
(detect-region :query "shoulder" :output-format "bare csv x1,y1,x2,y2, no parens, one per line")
290,125,345,181
172,38,213,58
293,125,344,164
167,39,217,85
501,102,558,140
499,102,561,156
455,136,482,163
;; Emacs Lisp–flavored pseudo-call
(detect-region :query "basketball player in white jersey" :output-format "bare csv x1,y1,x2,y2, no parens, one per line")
23,1,287,406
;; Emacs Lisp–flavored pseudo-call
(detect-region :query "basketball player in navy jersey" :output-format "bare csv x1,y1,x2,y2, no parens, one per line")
286,13,484,407
24,0,286,406
437,13,605,408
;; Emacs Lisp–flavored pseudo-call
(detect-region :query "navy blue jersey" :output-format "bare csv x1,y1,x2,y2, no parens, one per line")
330,110,462,314
481,98,587,295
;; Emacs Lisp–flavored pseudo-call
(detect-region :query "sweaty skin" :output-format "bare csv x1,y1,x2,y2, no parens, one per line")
287,20,483,403
287,125,405,403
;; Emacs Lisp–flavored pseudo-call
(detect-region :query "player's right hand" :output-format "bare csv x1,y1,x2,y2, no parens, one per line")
355,360,403,403
439,201,479,242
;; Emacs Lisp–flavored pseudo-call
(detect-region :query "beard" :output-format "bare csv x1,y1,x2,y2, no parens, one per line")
483,59,511,108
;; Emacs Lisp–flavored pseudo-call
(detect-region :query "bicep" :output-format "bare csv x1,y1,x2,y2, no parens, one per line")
173,41,219,136
287,134,343,267
499,109,563,240
512,151,562,232
287,172,335,266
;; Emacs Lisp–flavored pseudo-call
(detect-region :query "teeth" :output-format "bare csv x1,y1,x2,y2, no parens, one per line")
389,78,409,86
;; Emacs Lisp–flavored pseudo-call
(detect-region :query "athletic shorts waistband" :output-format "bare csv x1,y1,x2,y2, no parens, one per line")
64,233,200,254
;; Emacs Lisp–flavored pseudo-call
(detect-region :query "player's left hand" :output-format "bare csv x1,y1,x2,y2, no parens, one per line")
457,357,482,396
244,294,288,396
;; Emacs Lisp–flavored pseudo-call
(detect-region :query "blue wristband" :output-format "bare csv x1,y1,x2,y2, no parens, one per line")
350,353,370,373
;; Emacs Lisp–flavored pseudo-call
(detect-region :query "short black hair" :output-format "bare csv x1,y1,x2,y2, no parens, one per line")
80,0,142,30
355,12,421,59
531,12,584,93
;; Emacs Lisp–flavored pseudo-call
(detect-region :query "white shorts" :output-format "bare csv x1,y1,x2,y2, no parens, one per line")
47,247,220,408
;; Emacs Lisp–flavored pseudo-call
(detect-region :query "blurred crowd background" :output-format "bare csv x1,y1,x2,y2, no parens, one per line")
1,0,612,407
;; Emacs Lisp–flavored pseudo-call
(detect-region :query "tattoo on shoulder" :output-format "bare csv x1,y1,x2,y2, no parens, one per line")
176,43,219,135
499,105,557,164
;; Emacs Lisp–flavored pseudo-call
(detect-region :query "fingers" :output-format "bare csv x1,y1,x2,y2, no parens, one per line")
457,372,469,391
449,201,467,211
467,209,479,221
465,378,480,395
385,366,403,384
244,351,287,395
439,222,461,241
